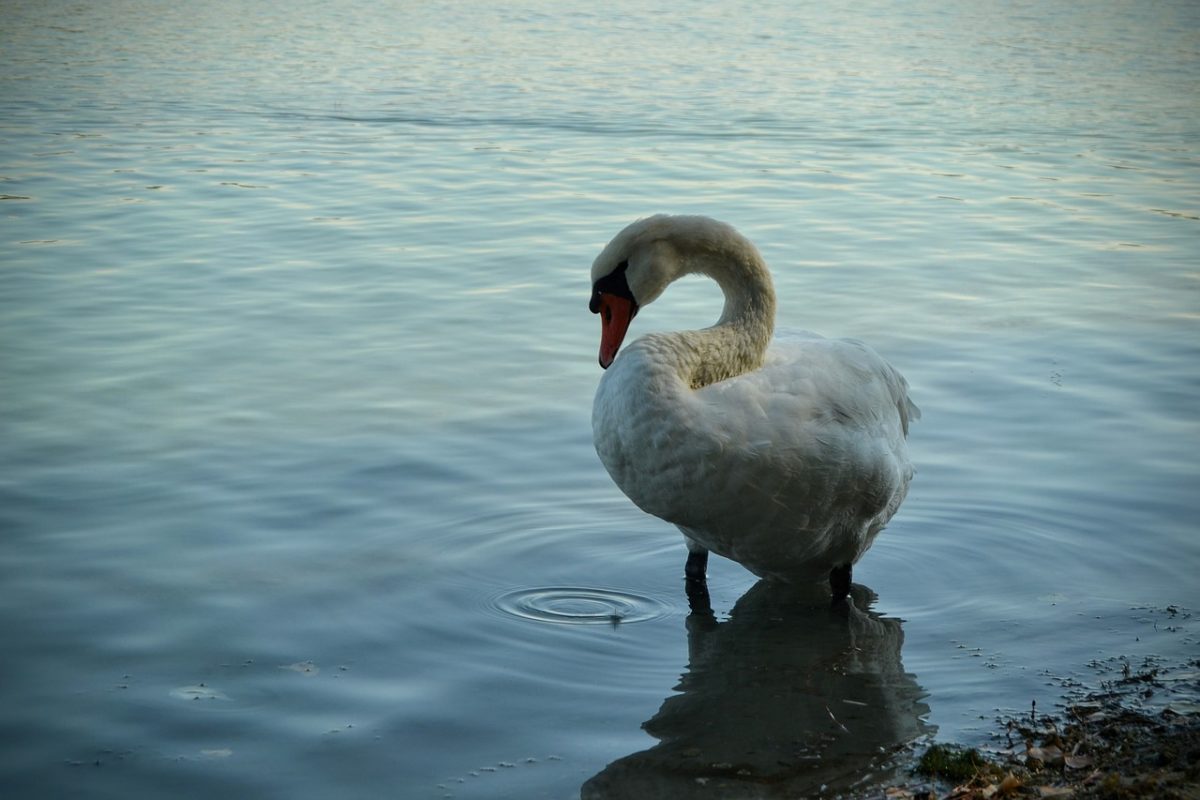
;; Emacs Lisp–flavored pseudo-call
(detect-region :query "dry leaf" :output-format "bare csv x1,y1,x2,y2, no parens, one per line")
998,773,1022,794
1064,753,1093,770
1036,787,1074,798
1027,744,1064,765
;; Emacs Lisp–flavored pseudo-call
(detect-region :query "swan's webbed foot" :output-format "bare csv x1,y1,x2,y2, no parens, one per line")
830,563,852,605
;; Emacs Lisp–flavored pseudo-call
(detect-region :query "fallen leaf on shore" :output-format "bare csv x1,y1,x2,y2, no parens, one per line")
1035,787,1073,798
1064,752,1093,769
978,773,1022,798
1026,744,1064,765
998,773,1022,794
883,788,929,799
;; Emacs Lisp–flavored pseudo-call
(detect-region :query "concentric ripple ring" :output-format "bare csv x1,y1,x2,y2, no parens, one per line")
492,586,670,625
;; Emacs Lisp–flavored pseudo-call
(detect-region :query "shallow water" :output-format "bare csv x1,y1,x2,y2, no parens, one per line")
2,1,1199,797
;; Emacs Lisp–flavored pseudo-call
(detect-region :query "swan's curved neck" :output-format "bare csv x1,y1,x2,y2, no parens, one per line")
670,241,776,390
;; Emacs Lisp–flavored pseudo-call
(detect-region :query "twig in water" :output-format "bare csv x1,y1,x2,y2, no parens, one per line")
826,705,850,734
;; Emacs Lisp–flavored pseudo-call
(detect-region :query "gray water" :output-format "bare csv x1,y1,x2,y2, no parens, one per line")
2,1,1198,798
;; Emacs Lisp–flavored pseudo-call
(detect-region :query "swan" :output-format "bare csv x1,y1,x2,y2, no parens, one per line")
589,215,919,600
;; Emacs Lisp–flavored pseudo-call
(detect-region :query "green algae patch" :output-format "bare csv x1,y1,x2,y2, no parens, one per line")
914,745,995,783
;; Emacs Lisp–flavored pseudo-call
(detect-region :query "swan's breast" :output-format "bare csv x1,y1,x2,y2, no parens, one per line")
592,336,705,520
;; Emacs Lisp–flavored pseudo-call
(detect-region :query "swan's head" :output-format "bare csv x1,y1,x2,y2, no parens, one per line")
590,215,735,368
589,256,638,369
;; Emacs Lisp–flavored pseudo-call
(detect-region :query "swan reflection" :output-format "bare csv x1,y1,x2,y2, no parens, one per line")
582,582,931,799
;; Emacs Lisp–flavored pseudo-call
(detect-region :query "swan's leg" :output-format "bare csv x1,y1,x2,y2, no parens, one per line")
829,563,852,602
685,570,713,617
683,546,712,615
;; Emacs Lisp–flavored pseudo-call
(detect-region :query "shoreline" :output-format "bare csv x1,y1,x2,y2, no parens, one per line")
870,605,1199,800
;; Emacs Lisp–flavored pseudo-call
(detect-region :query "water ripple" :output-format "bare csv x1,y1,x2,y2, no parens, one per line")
490,586,671,626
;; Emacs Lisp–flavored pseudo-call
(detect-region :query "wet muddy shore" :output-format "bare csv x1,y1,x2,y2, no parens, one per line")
872,605,1199,800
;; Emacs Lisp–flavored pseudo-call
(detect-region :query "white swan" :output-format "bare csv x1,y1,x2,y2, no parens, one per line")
589,215,918,599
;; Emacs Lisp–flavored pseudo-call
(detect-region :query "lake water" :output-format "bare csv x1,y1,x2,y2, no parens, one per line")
2,1,1198,798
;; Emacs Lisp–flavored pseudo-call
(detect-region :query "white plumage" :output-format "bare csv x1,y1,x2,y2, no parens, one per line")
589,215,918,596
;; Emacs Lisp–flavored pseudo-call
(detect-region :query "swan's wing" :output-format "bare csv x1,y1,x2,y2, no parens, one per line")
820,335,921,437
682,333,917,543
697,332,917,446
593,330,918,573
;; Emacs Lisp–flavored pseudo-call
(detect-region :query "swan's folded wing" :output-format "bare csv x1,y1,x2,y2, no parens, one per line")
688,335,916,533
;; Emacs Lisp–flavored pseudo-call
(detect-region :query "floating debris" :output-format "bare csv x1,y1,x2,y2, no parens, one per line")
170,684,230,702
281,660,319,677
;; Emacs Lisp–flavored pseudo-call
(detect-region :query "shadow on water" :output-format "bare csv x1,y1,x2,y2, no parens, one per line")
582,581,932,799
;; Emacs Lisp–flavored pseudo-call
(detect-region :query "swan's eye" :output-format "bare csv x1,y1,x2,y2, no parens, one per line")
590,261,634,315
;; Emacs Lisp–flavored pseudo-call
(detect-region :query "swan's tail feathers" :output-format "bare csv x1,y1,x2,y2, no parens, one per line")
888,368,920,437
903,396,921,432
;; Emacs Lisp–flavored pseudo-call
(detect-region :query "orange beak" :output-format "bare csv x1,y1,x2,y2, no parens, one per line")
597,292,637,369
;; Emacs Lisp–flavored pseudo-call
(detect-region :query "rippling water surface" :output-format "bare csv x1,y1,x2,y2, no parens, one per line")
2,1,1198,797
